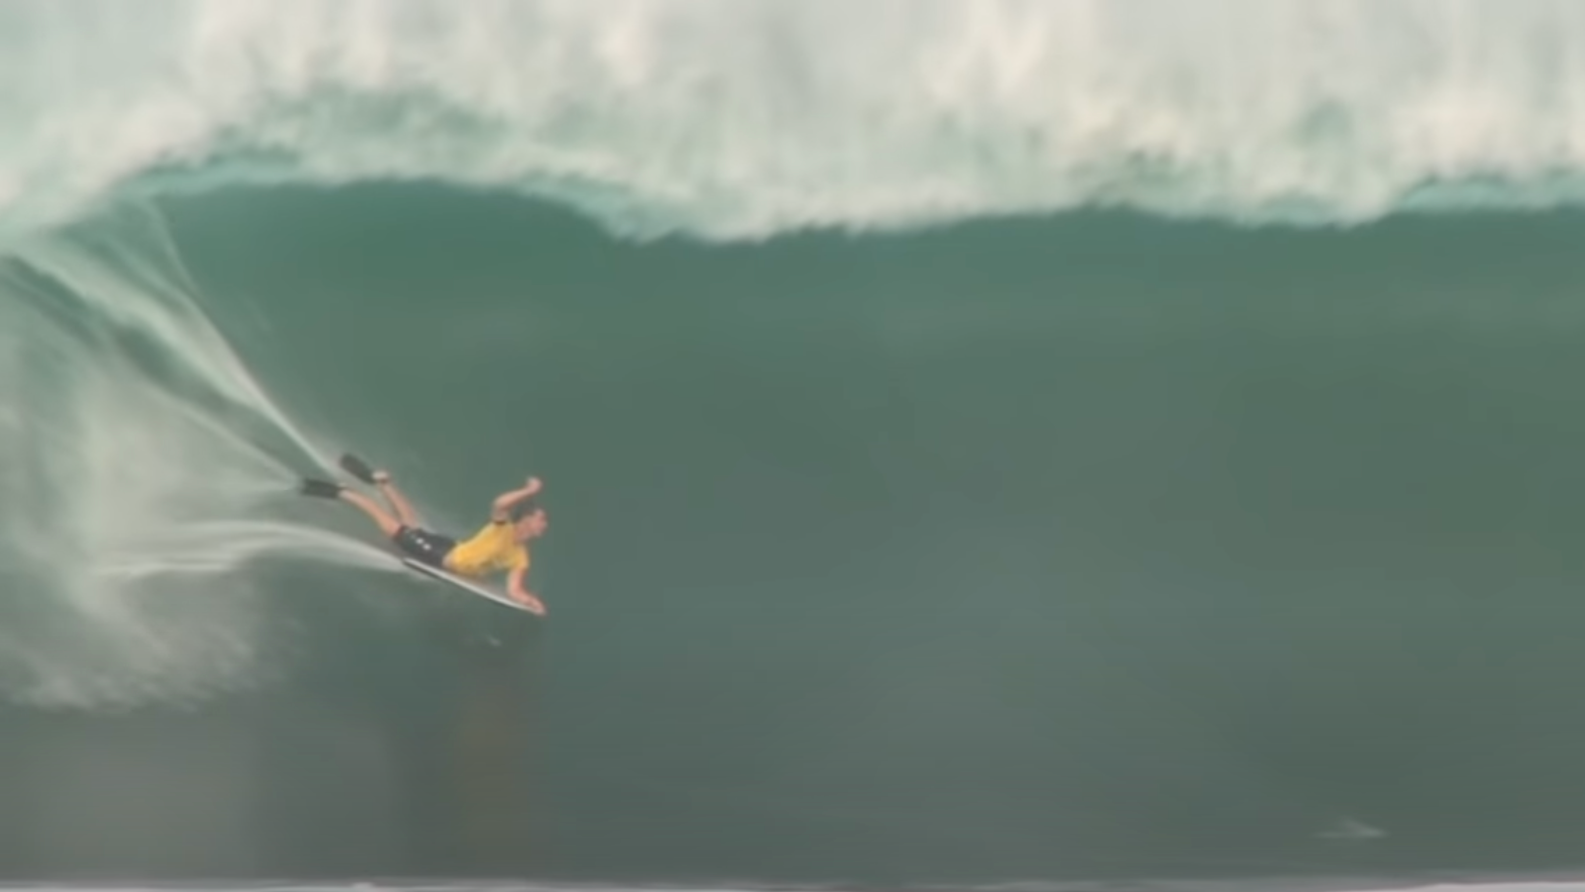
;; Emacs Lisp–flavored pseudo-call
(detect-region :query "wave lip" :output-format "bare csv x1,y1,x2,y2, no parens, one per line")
11,0,1585,239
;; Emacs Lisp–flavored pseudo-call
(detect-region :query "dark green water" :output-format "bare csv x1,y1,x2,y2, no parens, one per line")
8,184,1585,885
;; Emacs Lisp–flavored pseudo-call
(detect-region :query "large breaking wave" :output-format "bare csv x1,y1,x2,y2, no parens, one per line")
8,0,1585,241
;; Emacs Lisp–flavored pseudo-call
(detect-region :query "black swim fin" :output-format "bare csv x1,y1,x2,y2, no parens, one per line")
338,453,379,485
298,478,344,499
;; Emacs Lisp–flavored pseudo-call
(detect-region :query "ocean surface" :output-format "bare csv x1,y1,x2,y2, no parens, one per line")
9,2,1585,891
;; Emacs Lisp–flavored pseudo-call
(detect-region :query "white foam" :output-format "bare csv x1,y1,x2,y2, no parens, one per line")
9,1,1585,239
0,204,377,710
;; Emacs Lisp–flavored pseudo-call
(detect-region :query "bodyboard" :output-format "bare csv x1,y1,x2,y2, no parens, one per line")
401,557,538,614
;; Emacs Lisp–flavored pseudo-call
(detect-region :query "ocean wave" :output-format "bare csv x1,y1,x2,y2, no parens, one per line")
0,205,384,710
10,0,1585,240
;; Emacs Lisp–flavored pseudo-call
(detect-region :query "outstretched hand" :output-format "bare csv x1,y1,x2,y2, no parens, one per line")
524,476,543,496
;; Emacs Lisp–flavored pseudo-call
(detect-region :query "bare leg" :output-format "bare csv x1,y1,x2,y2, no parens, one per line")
374,476,421,527
336,489,404,539
336,454,420,526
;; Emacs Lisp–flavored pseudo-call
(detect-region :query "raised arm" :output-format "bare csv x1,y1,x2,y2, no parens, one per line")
491,476,543,521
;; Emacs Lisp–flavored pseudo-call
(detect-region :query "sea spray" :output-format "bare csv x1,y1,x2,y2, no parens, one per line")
0,203,389,709
11,0,1585,241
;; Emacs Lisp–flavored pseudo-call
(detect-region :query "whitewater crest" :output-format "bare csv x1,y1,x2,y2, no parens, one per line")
8,0,1585,240
0,204,389,710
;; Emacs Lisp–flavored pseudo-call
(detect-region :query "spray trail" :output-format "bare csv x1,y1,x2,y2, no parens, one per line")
0,203,389,710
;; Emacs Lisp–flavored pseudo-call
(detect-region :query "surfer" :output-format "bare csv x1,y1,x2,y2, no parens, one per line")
298,454,548,615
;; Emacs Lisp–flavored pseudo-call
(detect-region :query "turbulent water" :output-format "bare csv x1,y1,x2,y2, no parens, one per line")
10,1,1585,889
16,0,1585,238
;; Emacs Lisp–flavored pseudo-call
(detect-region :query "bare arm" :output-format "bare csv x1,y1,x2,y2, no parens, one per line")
491,476,543,521
507,565,545,615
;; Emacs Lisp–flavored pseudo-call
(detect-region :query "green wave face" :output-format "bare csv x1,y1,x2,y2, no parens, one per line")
8,2,1585,883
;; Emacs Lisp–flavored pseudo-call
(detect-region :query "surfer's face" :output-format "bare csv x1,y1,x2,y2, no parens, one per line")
515,508,547,540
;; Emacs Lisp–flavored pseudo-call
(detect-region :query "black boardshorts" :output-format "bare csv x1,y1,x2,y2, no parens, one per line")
393,526,457,569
